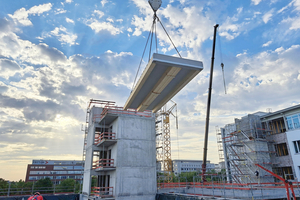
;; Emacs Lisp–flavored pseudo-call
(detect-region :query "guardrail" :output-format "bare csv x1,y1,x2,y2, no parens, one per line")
92,159,115,169
91,186,113,198
94,132,116,144
0,185,76,197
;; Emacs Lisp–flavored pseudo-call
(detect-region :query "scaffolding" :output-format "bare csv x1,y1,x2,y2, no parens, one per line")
219,114,276,184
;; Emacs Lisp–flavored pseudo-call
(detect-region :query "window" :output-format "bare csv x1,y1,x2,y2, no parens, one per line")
29,176,37,180
54,166,73,170
30,171,50,175
292,115,300,129
287,117,294,130
293,140,300,154
274,143,289,156
286,114,300,130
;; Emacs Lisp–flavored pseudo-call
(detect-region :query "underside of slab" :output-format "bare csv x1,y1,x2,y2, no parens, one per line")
124,53,203,113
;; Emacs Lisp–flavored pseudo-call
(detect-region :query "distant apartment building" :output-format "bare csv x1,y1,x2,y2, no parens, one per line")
172,160,215,175
25,160,84,184
220,104,300,184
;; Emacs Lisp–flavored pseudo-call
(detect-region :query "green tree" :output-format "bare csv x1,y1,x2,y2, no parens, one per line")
34,178,53,194
0,178,8,189
56,179,77,193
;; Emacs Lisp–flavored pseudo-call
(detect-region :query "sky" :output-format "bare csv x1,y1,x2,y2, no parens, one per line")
0,0,300,181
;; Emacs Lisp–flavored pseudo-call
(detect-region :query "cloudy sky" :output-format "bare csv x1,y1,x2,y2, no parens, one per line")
1,0,300,181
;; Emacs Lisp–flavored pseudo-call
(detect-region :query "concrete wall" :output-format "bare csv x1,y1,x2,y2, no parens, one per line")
115,115,156,199
286,129,300,180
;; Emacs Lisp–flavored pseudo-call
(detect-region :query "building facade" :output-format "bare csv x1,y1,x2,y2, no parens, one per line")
172,160,215,175
81,100,157,200
261,104,300,180
25,160,84,184
220,104,300,184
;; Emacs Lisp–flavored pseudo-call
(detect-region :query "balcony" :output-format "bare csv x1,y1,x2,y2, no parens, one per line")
94,132,117,147
93,159,116,171
91,187,114,199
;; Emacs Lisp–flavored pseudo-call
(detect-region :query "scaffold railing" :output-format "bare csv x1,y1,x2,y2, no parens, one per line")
91,186,113,198
94,132,116,145
92,159,115,169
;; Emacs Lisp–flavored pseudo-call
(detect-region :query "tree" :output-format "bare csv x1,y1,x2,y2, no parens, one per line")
34,178,53,193
0,178,8,189
56,179,78,193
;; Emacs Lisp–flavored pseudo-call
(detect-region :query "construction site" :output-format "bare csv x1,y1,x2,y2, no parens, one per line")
79,1,300,200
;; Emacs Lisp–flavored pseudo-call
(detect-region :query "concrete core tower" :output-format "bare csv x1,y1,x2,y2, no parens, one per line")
81,100,156,200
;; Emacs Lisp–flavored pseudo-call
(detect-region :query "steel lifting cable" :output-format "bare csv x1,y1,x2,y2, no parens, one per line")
149,21,155,62
157,16,182,58
217,31,227,94
131,13,182,92
131,21,155,92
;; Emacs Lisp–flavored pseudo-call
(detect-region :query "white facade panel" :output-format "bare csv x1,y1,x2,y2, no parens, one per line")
286,129,300,180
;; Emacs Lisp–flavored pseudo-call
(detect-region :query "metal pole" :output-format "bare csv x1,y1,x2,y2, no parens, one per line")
202,24,219,180
7,182,11,196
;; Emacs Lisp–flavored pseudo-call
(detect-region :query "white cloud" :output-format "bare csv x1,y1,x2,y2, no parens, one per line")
127,28,133,32
107,17,114,23
94,10,104,18
262,9,274,24
101,0,109,7
8,3,52,26
116,19,123,23
66,17,74,24
54,8,67,15
252,0,263,5
85,19,122,35
262,40,272,47
65,0,73,3
48,26,78,45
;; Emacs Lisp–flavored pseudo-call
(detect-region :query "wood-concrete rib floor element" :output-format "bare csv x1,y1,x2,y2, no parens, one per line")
124,53,203,113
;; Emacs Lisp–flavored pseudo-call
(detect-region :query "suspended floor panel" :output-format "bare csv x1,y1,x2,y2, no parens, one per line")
124,53,203,113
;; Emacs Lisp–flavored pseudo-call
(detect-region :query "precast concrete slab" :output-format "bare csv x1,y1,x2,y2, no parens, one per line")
124,53,203,112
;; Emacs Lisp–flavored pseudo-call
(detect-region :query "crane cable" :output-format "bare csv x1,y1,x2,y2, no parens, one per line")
131,13,182,92
131,20,155,93
217,32,227,94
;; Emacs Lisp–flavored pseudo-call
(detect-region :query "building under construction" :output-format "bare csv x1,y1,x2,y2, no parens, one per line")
156,104,300,200
219,104,300,186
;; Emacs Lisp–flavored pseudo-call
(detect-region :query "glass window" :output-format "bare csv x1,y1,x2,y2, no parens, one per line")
293,140,300,154
54,166,73,170
74,166,84,169
29,176,37,180
292,115,300,129
287,117,294,130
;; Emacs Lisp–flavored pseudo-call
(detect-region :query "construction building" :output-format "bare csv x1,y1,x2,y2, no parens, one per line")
81,100,156,200
219,104,300,184
25,160,84,184
80,54,203,199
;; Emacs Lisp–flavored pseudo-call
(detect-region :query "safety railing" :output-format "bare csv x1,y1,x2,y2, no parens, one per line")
91,187,113,198
92,159,115,169
94,132,116,145
93,106,153,122
0,185,77,197
158,181,300,190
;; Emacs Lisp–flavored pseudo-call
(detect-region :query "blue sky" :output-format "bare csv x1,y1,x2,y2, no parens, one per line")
0,0,300,181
